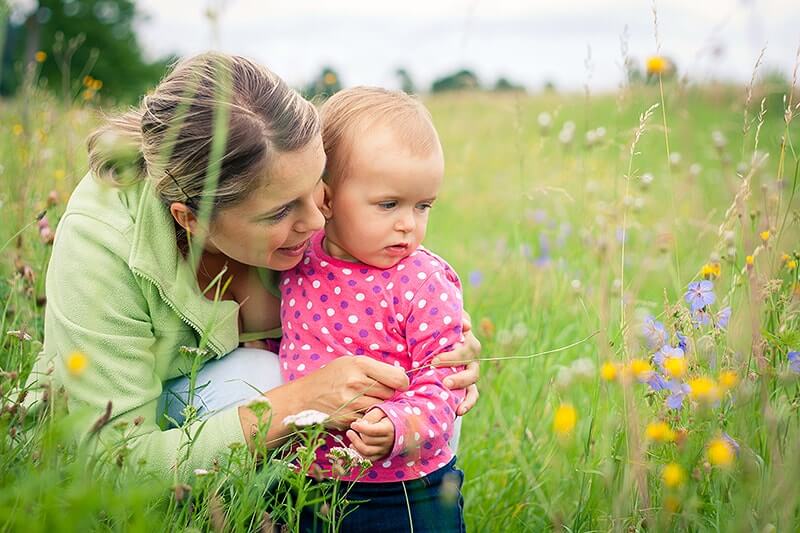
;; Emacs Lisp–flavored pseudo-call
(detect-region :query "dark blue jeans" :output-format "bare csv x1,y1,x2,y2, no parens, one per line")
300,457,465,533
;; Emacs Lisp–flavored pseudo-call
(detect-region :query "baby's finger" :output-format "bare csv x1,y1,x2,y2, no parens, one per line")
351,418,394,438
346,430,386,458
457,384,480,415
361,408,386,424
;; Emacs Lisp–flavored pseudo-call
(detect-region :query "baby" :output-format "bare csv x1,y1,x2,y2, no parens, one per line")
279,87,466,530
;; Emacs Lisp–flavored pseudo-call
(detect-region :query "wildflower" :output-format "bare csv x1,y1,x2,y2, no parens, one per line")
700,263,721,279
468,270,483,287
54,169,65,181
788,351,800,374
716,307,731,329
38,216,54,244
664,357,688,379
711,130,727,149
661,463,686,488
90,79,103,91
478,317,495,338
570,279,582,293
12,124,23,136
600,361,618,381
6,330,33,342
718,370,738,391
684,280,716,312
647,372,667,391
193,468,211,476
787,260,797,271
676,332,689,353
327,446,372,473
646,56,668,75
759,230,770,242
66,351,88,376
664,495,681,513
282,409,329,427
688,376,720,403
642,316,668,349
666,380,691,409
629,358,654,382
646,421,676,443
640,172,654,188
537,112,552,132
553,403,577,436
323,72,338,85
689,163,702,177
653,345,684,372
34,51,47,63
247,396,272,418
669,152,682,167
707,437,735,468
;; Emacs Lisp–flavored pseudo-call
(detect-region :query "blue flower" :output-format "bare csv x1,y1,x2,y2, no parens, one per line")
676,331,689,353
684,280,716,312
716,307,731,329
647,372,668,391
789,351,800,374
722,432,740,454
642,316,668,349
653,345,684,372
666,380,691,410
469,270,483,287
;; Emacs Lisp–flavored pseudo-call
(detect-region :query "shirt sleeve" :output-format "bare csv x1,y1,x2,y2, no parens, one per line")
376,267,466,459
38,213,246,479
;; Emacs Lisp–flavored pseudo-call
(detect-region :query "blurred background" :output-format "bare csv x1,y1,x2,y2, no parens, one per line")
1,0,797,103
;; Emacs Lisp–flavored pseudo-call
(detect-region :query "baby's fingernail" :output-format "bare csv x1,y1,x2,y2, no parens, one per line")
431,357,441,366
444,378,453,388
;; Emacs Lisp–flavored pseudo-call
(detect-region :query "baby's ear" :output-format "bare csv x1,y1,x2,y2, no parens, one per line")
320,182,334,220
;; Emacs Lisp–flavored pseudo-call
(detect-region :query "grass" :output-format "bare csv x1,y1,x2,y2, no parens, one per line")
2,57,800,531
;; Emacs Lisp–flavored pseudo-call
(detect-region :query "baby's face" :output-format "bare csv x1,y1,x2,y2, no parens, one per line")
323,125,444,269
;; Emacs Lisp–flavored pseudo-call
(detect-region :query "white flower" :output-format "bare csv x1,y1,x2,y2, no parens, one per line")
669,152,682,167
6,330,32,341
555,366,573,388
689,163,702,177
585,130,598,146
537,112,552,130
571,357,596,378
282,409,329,427
511,322,528,340
193,468,210,477
570,279,582,292
640,173,654,187
595,127,606,138
711,130,727,149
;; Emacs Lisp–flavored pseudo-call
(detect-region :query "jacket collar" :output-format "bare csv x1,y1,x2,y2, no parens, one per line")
127,180,239,356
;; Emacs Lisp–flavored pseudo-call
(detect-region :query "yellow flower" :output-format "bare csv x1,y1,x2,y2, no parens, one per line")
54,169,65,181
646,56,668,75
66,351,89,376
759,230,770,242
781,253,791,262
700,262,721,279
91,79,103,91
34,51,47,63
689,376,720,403
553,403,577,436
600,361,618,381
646,421,676,443
83,75,94,87
788,260,797,271
745,255,754,266
661,463,686,488
12,124,23,136
323,72,338,85
83,90,95,101
628,358,653,381
664,495,681,513
664,357,687,379
718,370,738,391
707,438,735,467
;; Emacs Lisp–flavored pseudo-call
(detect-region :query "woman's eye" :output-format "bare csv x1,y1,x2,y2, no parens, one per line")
378,201,397,210
264,206,291,223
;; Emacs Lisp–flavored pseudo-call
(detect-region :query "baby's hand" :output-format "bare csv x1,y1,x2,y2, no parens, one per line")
347,408,394,462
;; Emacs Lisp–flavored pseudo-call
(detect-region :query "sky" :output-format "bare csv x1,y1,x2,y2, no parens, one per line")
133,0,798,91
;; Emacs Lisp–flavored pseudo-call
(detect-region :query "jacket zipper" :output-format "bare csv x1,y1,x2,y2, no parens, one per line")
132,269,224,357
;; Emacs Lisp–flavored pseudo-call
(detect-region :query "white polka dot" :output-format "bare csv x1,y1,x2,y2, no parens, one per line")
438,462,446,468
289,298,296,307
297,364,306,371
419,322,428,332
344,337,353,344
439,337,448,346
297,278,303,286
321,327,330,334
412,407,421,415
428,429,435,438
389,409,397,417
326,308,335,317
382,460,392,468
411,251,418,257
394,360,401,367
326,346,334,352
439,392,449,400
430,260,439,266
306,301,313,309
412,361,420,368
420,386,427,392
312,280,321,289
283,362,288,369
396,344,405,352
301,344,311,350
387,282,394,290
417,272,427,280
370,343,380,350
398,435,405,445
403,406,413,415
405,390,415,397
397,264,405,271
375,322,383,331
379,301,388,309
301,323,309,330
426,401,436,410
443,316,452,325
334,286,342,295
355,293,365,301
396,313,405,322
283,278,290,286
441,422,448,430
419,471,427,477
425,370,435,376
286,323,293,330
440,293,448,301
342,268,352,275
434,448,441,456
303,257,310,265
407,461,415,467
289,343,295,350
366,275,374,282
404,291,414,301
417,299,427,309
320,260,328,267
348,315,358,324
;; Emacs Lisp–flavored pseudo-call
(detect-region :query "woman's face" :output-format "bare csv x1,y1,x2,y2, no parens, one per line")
204,136,327,271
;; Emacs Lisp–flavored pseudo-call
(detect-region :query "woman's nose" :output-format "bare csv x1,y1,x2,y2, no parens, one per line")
295,201,326,234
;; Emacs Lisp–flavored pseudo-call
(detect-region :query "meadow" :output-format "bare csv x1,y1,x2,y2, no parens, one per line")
1,53,799,531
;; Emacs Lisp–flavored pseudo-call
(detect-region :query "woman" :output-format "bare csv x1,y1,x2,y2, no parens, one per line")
32,52,479,478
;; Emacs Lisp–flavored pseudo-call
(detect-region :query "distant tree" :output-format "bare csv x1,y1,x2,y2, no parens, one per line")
1,0,172,103
493,76,525,92
543,80,557,92
395,67,415,94
303,65,342,100
430,69,479,93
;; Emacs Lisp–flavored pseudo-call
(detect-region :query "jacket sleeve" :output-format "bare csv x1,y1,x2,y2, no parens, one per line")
40,213,246,478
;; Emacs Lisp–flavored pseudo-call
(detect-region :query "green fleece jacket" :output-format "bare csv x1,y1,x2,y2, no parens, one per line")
33,173,278,478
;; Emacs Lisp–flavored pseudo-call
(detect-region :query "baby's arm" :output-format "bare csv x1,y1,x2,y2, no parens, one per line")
369,267,466,460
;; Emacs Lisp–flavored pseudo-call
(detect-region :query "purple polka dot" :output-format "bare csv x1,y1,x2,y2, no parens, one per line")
425,350,433,357
302,289,307,297
431,330,440,339
427,284,435,293
408,316,415,324
366,307,374,316
292,354,300,360
294,333,300,340
428,415,438,424
424,442,433,450
368,471,378,479
454,326,462,334
294,311,301,319
394,471,405,479
286,287,293,294
334,323,343,331
372,286,381,294
429,307,439,315
359,329,369,338
401,275,410,284
360,268,369,274
443,433,450,441
340,301,349,309
387,316,395,324
410,338,418,346
311,353,321,360
355,348,365,355
392,296,400,305
313,313,321,321
382,272,391,279
320,444,329,451
320,294,328,302
289,373,295,380
327,272,335,280
307,269,315,276
413,259,422,267
421,459,429,466
348,280,357,287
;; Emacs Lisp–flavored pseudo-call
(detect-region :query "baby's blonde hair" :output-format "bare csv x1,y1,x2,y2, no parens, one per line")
320,86,440,186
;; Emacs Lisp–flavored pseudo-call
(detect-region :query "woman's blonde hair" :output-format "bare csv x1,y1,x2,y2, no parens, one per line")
319,86,440,186
87,52,319,216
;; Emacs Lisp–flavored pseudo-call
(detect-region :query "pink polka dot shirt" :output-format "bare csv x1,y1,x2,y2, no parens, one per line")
279,231,465,482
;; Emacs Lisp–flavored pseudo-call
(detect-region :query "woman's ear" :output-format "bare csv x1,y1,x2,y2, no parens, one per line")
169,202,198,233
320,182,334,220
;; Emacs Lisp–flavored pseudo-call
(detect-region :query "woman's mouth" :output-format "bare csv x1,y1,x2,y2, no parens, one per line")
277,239,310,257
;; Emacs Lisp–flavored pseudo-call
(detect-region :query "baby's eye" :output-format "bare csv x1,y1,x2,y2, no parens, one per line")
416,203,433,211
378,201,397,210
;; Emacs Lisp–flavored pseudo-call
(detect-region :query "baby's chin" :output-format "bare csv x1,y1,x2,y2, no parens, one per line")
352,247,418,270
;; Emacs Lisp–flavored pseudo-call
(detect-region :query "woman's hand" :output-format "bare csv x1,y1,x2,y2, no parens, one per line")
431,310,481,416
300,356,409,430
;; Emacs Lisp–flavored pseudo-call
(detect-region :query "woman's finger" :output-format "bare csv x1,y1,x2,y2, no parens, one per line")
432,336,481,367
354,357,409,390
442,360,480,389
456,384,480,416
